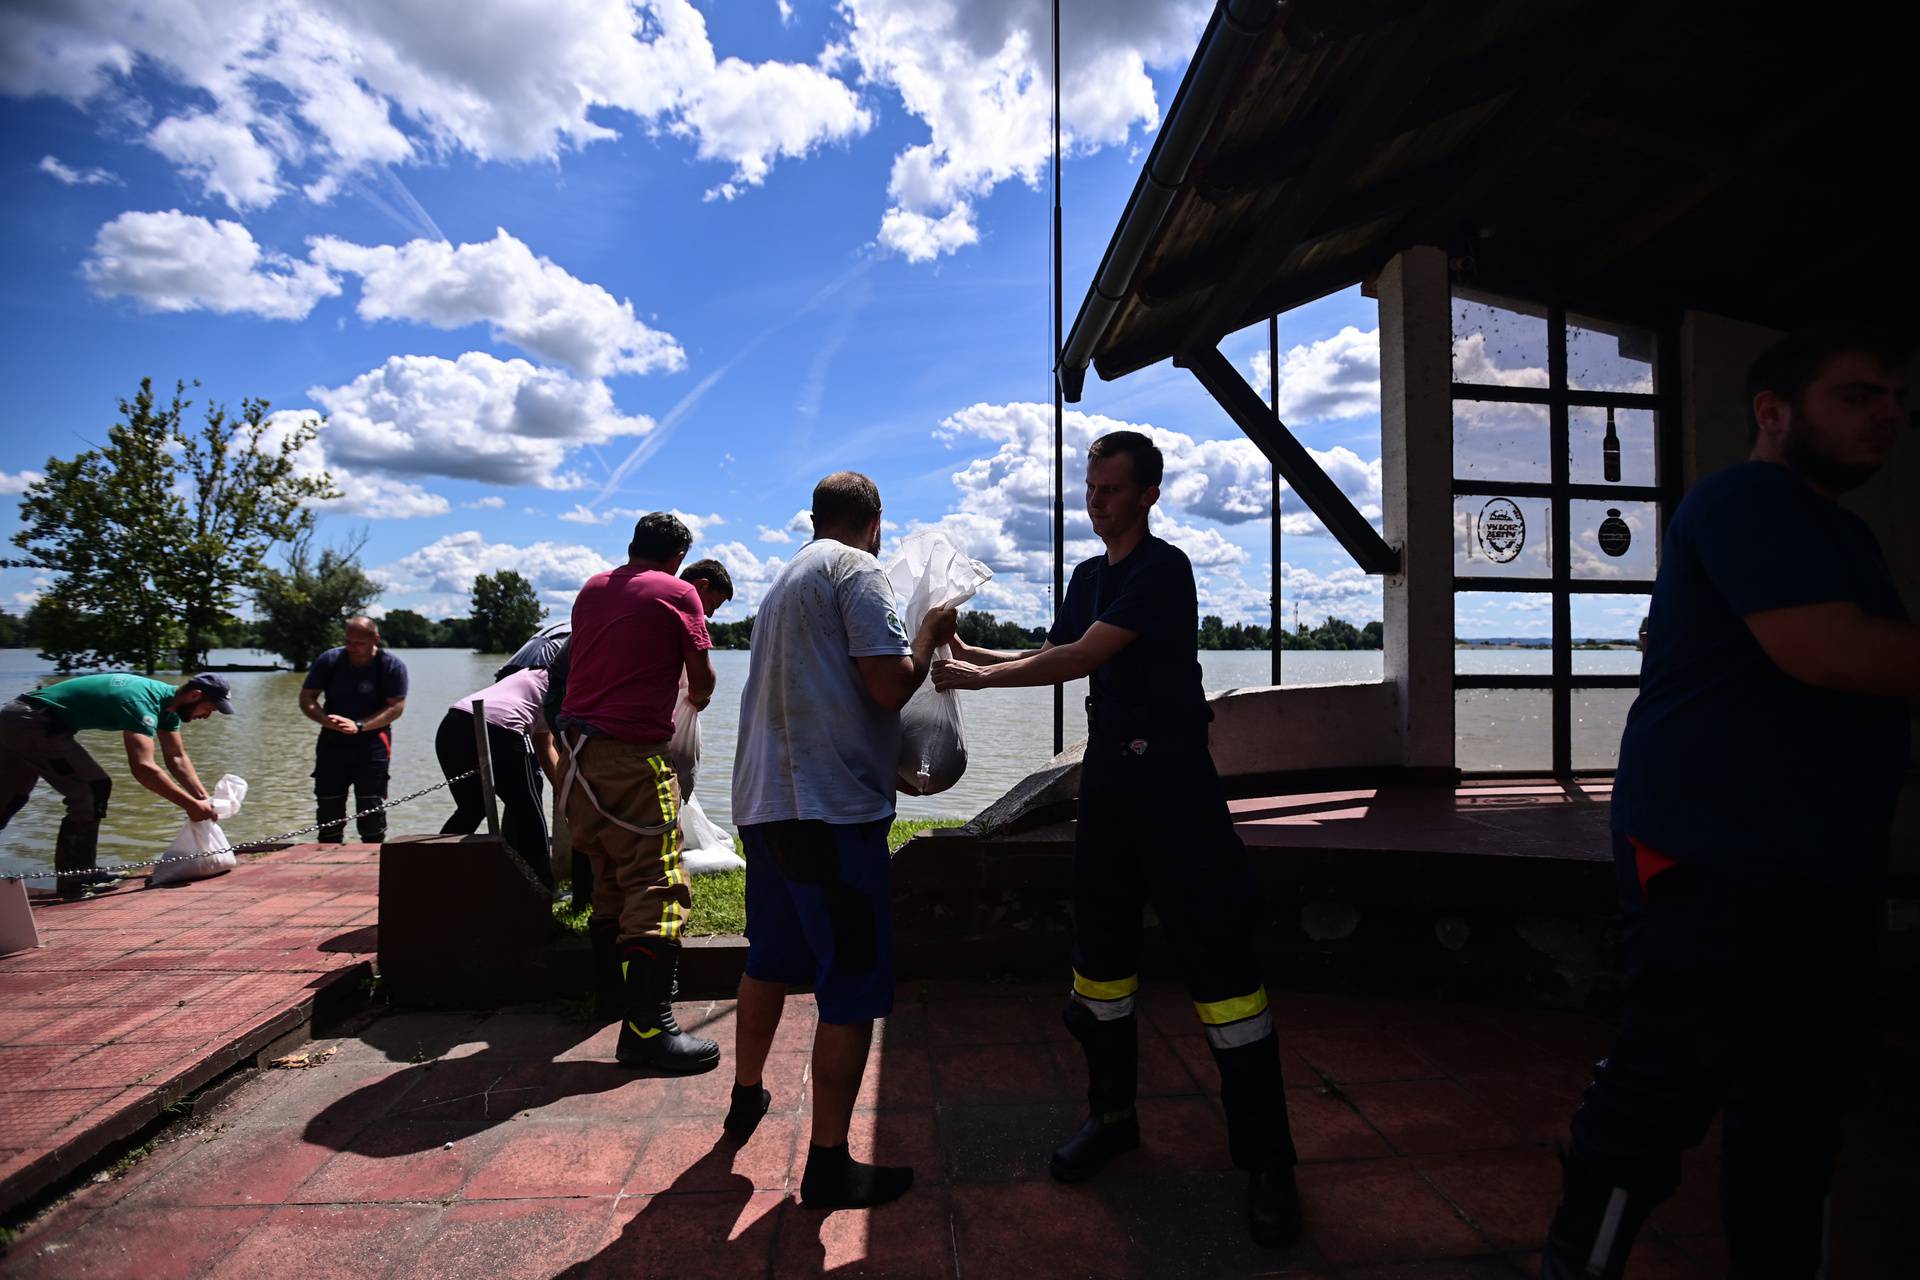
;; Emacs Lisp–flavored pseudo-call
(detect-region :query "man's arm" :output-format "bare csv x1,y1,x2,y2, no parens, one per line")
124,733,219,821
1743,603,1920,697
357,697,406,733
300,687,356,735
858,606,959,712
935,622,1138,691
156,729,208,800
948,638,1052,666
531,731,563,791
685,648,717,711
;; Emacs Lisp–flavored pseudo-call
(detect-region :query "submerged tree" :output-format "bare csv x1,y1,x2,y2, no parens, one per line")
469,570,544,655
255,530,381,671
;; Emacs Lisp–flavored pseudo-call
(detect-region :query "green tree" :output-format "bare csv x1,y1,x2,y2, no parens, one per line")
436,615,475,649
469,570,544,654
956,610,1043,650
254,530,381,670
8,379,335,673
379,608,440,648
708,616,755,649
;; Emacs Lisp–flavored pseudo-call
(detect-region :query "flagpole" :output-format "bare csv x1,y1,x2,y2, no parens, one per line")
1050,0,1065,757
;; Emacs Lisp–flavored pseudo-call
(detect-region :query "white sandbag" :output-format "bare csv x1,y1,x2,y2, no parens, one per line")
678,793,744,874
885,531,992,795
152,774,248,886
668,674,702,799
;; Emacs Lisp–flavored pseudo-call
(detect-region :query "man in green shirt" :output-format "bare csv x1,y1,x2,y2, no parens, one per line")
1,673,233,897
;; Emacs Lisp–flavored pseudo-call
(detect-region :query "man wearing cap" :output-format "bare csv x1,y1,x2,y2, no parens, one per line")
0,672,231,897
299,617,409,844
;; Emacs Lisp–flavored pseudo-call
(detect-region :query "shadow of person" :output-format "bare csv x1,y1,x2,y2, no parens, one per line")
557,1135,810,1279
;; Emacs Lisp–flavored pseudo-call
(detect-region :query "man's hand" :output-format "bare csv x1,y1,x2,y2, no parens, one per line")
325,714,358,734
932,659,986,691
920,604,959,648
184,796,220,823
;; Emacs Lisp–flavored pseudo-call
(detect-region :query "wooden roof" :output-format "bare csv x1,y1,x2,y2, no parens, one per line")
1073,0,1920,388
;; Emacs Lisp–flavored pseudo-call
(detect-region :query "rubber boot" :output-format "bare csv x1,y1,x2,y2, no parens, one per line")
1540,1151,1659,1280
615,941,719,1074
1248,1166,1303,1248
54,816,116,900
589,920,621,1024
1050,1000,1140,1183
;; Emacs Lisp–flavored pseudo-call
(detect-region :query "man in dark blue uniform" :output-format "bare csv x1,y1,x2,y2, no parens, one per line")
298,616,409,843
1542,329,1917,1279
936,430,1300,1247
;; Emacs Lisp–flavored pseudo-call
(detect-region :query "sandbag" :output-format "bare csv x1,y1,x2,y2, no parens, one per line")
885,531,992,795
668,674,702,799
152,774,248,886
678,794,744,874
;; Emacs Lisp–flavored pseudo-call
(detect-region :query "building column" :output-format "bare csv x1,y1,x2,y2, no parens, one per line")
1378,246,1455,770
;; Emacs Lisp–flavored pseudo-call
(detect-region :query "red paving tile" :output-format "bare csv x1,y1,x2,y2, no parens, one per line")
1291,1028,1445,1084
1287,1086,1396,1163
1342,1080,1524,1156
951,1180,1150,1279
4,1204,270,1279
583,1188,786,1279
203,1204,441,1280
627,1112,803,1195
931,1042,1068,1105
1415,1147,1564,1251
773,1181,957,1278
398,1197,617,1280
1295,1161,1490,1264
289,1120,500,1203
463,1119,651,1199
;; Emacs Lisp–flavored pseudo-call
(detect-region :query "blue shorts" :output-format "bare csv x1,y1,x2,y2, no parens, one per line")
740,817,894,1025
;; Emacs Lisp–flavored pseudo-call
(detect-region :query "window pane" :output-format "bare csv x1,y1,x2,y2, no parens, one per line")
1452,290,1550,387
1567,313,1656,392
1455,592,1551,673
1569,404,1658,488
1455,494,1551,578
1457,689,1552,772
1573,689,1638,769
1570,499,1659,581
1455,397,1549,482
1572,593,1649,673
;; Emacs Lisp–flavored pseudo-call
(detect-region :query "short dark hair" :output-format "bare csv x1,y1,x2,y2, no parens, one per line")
1746,325,1912,442
680,558,733,601
1086,430,1164,488
628,511,694,561
811,471,882,532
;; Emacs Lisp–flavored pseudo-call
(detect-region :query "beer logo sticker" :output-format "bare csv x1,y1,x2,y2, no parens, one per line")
1476,498,1526,563
1598,508,1632,557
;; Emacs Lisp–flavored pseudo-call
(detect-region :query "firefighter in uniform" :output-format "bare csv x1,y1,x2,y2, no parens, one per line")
936,430,1301,1247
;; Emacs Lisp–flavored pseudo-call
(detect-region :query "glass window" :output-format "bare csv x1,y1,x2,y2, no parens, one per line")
1571,593,1650,674
1457,689,1552,772
1455,397,1550,483
1455,494,1552,578
1567,313,1656,392
1572,689,1639,770
1568,404,1658,488
1452,291,1550,387
1570,499,1659,581
1455,592,1551,674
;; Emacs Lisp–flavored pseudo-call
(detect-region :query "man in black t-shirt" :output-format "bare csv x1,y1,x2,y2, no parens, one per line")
936,431,1301,1248
1542,329,1917,1280
298,617,410,843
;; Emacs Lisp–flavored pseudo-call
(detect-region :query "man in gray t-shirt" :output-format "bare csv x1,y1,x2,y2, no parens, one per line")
724,471,954,1211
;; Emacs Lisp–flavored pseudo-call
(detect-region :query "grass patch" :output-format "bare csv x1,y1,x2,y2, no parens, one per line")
550,818,965,939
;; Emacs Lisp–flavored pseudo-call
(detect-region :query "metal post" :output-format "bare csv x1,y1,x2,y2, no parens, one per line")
470,699,501,838
1270,314,1282,687
1050,0,1065,758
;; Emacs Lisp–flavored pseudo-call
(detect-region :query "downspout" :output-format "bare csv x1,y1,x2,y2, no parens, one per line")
1057,0,1285,402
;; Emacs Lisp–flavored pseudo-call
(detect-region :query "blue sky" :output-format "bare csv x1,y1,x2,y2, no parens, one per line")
0,1,1642,641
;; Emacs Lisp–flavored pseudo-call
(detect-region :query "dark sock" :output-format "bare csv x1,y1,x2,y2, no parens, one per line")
800,1142,913,1209
724,1083,771,1140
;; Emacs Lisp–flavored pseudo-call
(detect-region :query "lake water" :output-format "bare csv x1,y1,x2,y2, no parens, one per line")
0,647,1641,880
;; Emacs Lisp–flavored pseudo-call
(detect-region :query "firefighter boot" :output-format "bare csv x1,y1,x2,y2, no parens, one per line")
1211,1030,1302,1247
54,816,116,900
1540,1150,1659,1280
588,919,621,1024
1051,999,1140,1183
615,941,719,1074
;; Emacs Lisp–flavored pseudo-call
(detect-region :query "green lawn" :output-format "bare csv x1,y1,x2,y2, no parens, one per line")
552,816,964,938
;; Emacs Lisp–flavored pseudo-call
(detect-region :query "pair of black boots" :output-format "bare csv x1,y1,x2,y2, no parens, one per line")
55,817,117,900
590,922,718,1073
1053,1000,1301,1249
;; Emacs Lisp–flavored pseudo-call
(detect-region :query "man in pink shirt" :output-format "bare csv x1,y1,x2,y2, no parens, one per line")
560,512,719,1073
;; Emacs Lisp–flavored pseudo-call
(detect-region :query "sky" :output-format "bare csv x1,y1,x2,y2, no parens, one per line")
0,0,1644,641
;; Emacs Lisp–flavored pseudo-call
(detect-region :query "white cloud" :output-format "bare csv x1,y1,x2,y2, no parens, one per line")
757,525,793,544
696,539,787,610
83,209,341,319
310,228,685,377
777,0,796,24
1,470,45,495
258,409,449,519
464,495,506,509
557,506,723,539
38,153,118,185
376,530,612,616
3,1,870,213
1245,326,1380,423
786,508,813,535
308,352,654,488
843,0,1209,259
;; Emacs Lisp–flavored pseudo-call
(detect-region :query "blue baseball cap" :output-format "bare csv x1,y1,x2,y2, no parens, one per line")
183,673,235,714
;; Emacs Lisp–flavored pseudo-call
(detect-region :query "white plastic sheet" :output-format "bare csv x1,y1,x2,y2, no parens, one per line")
885,530,993,795
678,793,744,874
152,774,248,886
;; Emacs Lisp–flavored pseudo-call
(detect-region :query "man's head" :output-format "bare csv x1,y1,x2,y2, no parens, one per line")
1084,430,1162,543
628,511,694,571
1749,326,1911,493
174,673,234,721
680,559,734,618
343,617,380,665
811,471,884,556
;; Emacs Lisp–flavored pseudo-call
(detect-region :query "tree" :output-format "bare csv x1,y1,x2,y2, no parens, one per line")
469,570,544,654
254,530,381,670
8,378,335,673
956,610,1043,650
379,608,440,648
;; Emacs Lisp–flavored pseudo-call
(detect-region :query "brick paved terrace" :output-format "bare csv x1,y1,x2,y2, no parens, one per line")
6,978,1912,1278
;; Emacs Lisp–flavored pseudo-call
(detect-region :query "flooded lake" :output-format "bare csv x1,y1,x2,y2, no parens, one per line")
0,646,1639,880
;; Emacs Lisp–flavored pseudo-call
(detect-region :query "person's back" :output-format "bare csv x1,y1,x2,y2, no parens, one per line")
733,538,910,825
564,566,706,742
